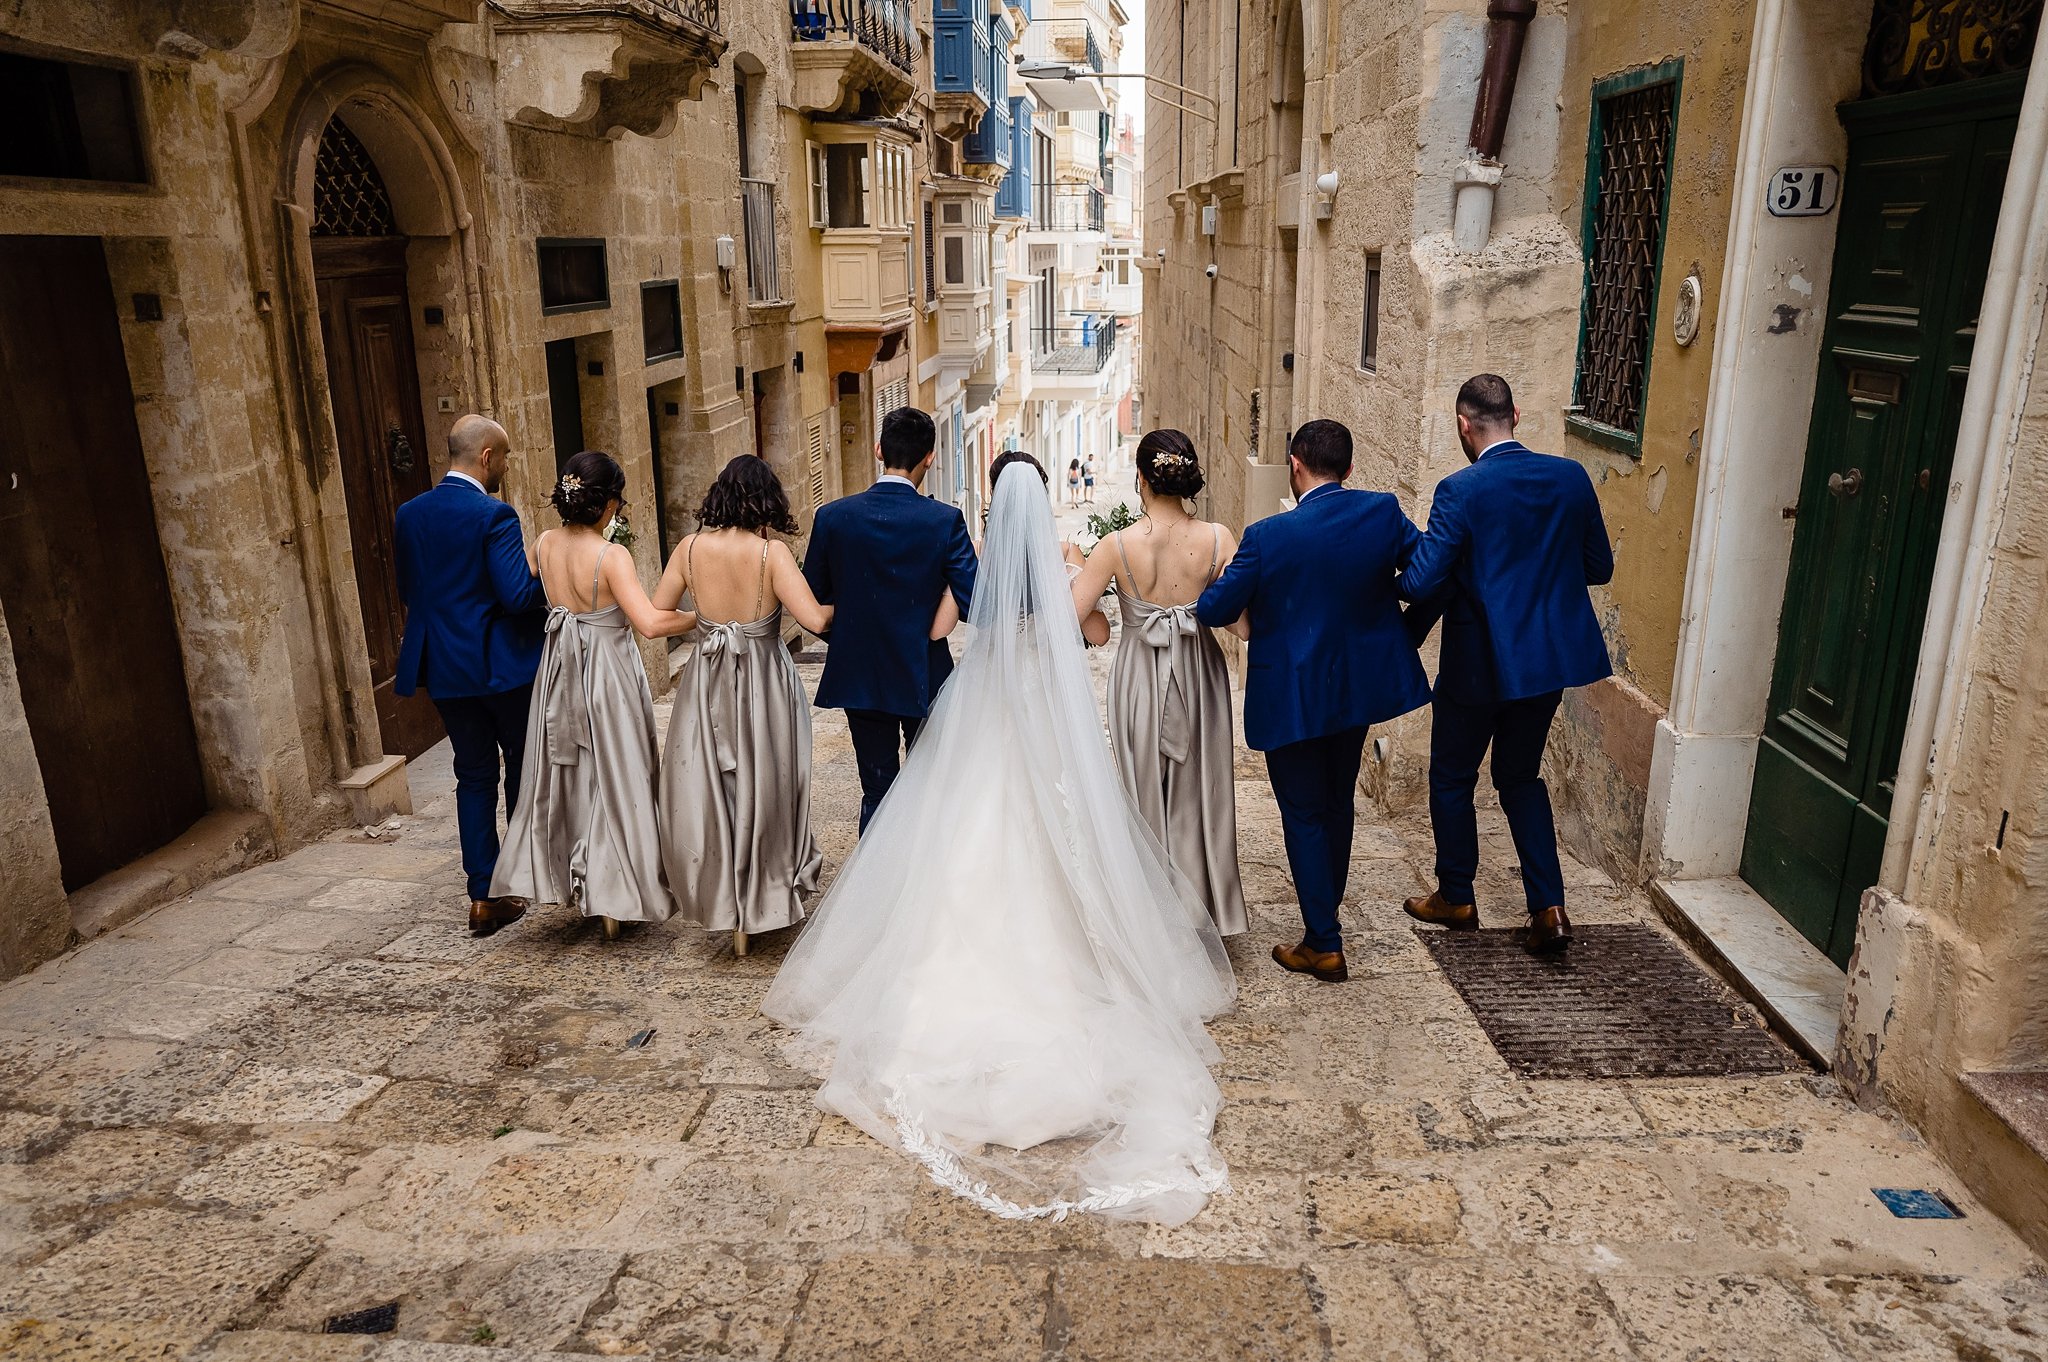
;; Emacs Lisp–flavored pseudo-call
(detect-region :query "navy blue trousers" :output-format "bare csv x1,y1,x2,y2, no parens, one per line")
432,684,534,901
846,709,925,834
1429,689,1565,916
1263,727,1368,954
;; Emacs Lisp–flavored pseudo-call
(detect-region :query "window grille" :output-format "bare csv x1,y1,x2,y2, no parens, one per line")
312,118,397,237
923,201,938,304
1570,67,1679,449
1862,0,2042,97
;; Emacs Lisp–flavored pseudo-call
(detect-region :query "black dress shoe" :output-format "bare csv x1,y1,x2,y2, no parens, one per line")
1404,892,1479,931
1524,905,1573,955
1272,941,1348,983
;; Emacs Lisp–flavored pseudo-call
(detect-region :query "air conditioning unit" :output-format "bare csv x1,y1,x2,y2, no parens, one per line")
1200,203,1218,236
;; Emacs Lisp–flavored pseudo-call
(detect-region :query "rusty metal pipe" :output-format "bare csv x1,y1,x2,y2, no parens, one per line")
1467,0,1538,160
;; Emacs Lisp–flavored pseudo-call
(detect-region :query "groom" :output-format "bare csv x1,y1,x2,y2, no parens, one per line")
804,406,978,832
394,414,550,936
1197,420,1432,982
1398,374,1613,954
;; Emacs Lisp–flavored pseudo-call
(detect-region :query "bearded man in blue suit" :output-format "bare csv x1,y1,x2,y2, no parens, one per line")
803,406,978,832
394,414,549,937
1197,420,1432,983
1399,374,1614,954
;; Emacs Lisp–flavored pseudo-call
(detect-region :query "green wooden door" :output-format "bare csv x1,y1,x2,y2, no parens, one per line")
1741,78,2019,967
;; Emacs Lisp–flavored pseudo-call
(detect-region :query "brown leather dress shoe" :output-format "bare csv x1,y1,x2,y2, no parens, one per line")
468,897,528,937
1524,905,1573,954
1272,941,1348,983
1404,892,1479,931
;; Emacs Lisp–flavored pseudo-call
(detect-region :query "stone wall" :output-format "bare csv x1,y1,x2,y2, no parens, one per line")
1548,1,1757,880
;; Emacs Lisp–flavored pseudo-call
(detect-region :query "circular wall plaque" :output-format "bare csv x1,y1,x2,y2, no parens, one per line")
1673,273,1703,348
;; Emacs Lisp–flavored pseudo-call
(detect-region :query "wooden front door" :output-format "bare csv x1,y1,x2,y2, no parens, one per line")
0,236,208,890
1740,79,2020,966
314,238,441,759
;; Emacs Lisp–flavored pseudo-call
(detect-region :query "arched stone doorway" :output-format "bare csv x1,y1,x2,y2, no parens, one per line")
308,115,440,757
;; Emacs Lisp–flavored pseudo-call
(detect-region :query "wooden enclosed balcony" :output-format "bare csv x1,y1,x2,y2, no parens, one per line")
493,0,727,139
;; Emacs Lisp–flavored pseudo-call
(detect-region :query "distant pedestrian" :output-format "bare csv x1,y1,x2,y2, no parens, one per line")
1399,374,1614,956
1083,458,1097,504
491,451,695,938
393,415,550,938
1067,458,1083,505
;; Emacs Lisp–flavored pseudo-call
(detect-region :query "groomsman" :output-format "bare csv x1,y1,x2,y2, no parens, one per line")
394,415,550,936
1197,420,1431,982
803,407,978,832
1399,374,1614,954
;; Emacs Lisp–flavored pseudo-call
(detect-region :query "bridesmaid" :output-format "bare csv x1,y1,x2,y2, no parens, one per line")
492,450,694,938
1069,431,1249,935
653,455,833,956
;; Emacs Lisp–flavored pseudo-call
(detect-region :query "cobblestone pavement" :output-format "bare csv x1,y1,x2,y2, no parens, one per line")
4,599,2047,1358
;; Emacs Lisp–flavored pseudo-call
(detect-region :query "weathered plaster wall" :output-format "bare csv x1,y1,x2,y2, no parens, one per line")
0,613,71,978
1547,0,1757,880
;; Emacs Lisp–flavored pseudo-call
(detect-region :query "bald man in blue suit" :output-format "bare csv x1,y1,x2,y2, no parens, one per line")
1399,374,1613,954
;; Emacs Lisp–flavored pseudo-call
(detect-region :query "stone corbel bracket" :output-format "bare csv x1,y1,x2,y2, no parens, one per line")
491,2,727,140
791,43,917,118
7,0,298,62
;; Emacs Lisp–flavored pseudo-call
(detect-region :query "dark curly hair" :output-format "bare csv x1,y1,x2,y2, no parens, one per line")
1136,428,1206,499
989,450,1050,489
697,454,799,535
551,450,627,526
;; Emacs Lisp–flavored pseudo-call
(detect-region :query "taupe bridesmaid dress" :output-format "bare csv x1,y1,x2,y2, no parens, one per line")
659,539,823,953
1105,528,1249,935
492,543,674,931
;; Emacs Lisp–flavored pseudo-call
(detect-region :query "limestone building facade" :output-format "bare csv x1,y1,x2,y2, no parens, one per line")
1144,0,2048,1254
0,0,1024,976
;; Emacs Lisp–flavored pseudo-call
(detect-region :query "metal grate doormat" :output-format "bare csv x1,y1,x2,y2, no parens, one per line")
1417,923,1804,1079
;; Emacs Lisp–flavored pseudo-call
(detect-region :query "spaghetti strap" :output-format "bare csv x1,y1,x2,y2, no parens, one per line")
755,540,772,619
1207,525,1221,581
1112,530,1137,599
589,542,608,612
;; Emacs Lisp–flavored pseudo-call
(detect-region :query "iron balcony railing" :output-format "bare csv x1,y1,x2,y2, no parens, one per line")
790,0,915,71
651,0,721,30
1035,313,1118,374
741,177,780,304
1022,17,1103,72
1048,184,1105,232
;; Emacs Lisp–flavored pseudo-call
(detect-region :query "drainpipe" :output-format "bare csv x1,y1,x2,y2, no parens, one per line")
1453,0,1538,253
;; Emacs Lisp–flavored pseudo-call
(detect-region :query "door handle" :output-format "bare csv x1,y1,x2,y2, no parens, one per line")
1827,467,1863,499
387,427,415,475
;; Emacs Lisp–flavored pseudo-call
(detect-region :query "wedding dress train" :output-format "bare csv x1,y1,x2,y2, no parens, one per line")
763,464,1237,1226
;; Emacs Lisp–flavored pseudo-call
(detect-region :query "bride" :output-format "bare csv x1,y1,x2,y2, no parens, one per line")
762,458,1238,1225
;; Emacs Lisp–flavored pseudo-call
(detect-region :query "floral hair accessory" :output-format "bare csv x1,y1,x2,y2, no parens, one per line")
558,474,584,493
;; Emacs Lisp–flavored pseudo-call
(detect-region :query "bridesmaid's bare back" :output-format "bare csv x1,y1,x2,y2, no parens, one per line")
537,528,618,611
1111,519,1231,606
681,529,776,623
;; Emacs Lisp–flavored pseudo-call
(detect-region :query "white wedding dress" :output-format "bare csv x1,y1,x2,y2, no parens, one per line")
762,464,1237,1225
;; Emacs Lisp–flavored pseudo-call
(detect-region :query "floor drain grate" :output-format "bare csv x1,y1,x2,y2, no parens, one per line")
1418,923,1805,1079
324,1302,400,1335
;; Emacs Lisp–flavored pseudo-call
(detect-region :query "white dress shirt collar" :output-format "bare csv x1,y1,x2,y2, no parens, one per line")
875,472,918,490
445,469,488,493
1477,439,1521,460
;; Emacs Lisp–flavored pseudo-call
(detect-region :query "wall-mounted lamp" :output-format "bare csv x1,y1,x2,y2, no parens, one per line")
1314,170,1339,221
715,234,737,292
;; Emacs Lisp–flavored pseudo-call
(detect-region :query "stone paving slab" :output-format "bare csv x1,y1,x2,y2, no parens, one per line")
0,652,2043,1359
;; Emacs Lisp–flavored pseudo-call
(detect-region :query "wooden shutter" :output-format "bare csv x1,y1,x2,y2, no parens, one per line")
803,412,830,511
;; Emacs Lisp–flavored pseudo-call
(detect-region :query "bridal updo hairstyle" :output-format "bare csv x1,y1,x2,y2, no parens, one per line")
1136,428,1205,499
551,450,626,526
696,454,799,536
989,450,1050,488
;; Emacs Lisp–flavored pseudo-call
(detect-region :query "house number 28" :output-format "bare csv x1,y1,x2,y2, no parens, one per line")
1768,165,1839,217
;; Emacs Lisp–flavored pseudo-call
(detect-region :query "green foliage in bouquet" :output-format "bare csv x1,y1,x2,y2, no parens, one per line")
1084,501,1139,546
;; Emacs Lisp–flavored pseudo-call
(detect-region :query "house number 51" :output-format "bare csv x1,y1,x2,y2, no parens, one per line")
1768,165,1839,217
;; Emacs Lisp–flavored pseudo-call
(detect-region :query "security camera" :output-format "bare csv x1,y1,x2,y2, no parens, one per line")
1204,263,1219,280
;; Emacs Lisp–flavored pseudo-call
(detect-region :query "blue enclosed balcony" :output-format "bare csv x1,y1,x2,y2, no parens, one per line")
963,15,1014,168
993,97,1033,218
933,0,993,135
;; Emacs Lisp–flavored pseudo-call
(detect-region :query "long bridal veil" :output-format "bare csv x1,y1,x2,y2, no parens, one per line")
762,462,1237,1224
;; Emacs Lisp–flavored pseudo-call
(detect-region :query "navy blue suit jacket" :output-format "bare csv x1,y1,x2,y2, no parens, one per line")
393,475,548,700
1195,483,1432,752
803,480,978,718
1398,441,1615,706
